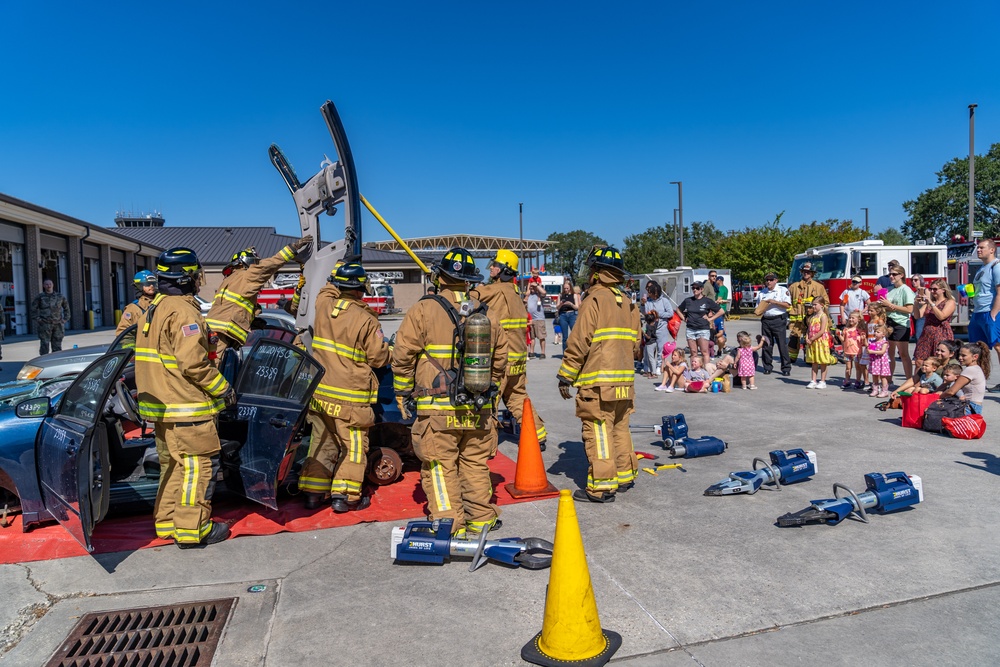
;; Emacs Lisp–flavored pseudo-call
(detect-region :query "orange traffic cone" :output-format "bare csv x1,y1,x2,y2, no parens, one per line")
521,489,622,666
504,398,559,500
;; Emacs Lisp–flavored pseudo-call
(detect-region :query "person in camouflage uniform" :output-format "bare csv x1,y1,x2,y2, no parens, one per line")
31,280,70,355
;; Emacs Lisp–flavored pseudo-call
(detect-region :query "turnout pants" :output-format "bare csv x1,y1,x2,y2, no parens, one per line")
575,386,638,497
497,372,547,453
153,420,221,544
300,405,373,501
411,414,500,535
760,314,790,373
788,317,808,362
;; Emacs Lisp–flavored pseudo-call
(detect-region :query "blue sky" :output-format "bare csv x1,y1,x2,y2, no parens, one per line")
3,2,998,250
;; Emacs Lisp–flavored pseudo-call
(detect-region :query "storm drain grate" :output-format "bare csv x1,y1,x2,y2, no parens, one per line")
46,597,236,667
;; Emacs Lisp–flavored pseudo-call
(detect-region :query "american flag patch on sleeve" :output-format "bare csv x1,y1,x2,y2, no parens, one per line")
182,323,200,337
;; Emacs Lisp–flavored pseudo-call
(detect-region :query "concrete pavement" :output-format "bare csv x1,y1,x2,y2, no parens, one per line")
2,318,999,666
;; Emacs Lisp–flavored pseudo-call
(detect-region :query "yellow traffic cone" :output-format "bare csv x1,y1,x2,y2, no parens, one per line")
521,489,621,667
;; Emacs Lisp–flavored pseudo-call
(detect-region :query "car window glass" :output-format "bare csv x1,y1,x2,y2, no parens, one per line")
110,324,137,352
236,340,321,403
57,352,130,424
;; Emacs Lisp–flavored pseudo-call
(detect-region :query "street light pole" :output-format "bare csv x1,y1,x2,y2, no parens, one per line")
861,207,869,235
673,208,679,253
969,104,977,239
518,202,524,275
670,181,684,266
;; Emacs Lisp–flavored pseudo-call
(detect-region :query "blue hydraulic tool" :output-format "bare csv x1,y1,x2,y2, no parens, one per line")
777,472,923,527
704,449,817,496
390,518,553,571
660,414,727,458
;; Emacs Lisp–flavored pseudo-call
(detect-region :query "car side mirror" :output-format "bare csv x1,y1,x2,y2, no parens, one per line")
16,396,51,419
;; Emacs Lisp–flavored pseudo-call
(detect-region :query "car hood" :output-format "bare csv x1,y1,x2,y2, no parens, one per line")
25,344,110,367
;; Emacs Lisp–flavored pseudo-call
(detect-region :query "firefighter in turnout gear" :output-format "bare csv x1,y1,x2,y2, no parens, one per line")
206,237,312,359
557,246,641,503
391,248,508,536
116,270,157,335
135,248,234,548
787,261,829,364
299,261,391,512
472,249,548,453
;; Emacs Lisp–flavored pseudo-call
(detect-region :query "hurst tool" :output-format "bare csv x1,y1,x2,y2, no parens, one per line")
631,414,726,458
777,472,923,527
391,519,553,571
704,449,817,496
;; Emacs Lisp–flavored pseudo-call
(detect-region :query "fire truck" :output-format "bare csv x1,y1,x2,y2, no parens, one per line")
789,240,948,324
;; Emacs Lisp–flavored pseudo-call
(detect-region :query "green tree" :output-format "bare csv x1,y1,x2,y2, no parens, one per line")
622,224,679,274
546,230,607,281
902,142,1000,242
875,227,909,245
682,221,725,268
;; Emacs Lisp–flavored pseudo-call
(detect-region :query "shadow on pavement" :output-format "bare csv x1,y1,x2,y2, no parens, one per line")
547,441,588,489
957,451,1000,477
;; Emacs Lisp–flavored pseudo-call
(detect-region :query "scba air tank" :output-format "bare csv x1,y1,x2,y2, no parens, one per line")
462,312,492,394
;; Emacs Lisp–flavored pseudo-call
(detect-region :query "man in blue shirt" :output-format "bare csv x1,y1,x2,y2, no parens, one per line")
970,239,1000,392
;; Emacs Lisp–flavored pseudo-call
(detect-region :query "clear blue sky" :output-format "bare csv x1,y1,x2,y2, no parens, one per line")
3,2,998,250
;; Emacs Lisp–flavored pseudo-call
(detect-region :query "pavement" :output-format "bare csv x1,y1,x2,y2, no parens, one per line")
2,316,999,666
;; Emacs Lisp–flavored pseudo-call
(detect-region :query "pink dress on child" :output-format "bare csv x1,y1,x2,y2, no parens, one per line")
736,347,756,377
867,340,890,376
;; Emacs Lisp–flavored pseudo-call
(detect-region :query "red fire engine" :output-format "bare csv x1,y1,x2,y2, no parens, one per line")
790,240,948,324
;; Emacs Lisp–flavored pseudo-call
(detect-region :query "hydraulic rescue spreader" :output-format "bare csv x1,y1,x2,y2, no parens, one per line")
391,519,553,571
777,472,923,527
704,449,817,496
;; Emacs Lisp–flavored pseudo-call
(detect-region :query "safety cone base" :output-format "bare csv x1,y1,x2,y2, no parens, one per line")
521,629,622,667
504,480,560,499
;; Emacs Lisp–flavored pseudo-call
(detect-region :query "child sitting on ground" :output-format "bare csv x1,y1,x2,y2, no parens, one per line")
891,356,944,399
735,331,764,390
681,355,711,393
938,362,965,399
655,348,687,393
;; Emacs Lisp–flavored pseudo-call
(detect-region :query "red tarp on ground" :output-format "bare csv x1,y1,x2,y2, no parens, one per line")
1,452,533,564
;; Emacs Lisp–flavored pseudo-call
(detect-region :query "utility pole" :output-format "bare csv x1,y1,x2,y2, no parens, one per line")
861,207,869,235
969,104,977,239
670,181,684,266
518,202,524,275
673,208,679,253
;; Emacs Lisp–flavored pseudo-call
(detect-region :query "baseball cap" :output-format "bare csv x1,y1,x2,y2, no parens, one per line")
800,262,814,272
692,281,704,289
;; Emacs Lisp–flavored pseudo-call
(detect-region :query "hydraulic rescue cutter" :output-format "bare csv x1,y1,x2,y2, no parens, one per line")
777,472,923,527
391,519,553,572
705,449,817,496
633,414,727,458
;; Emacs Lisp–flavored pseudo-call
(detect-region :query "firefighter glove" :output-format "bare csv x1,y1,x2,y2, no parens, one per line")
223,388,238,408
558,378,573,400
292,235,314,262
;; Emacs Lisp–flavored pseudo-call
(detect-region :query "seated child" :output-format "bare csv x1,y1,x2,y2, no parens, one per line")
656,349,687,393
938,362,965,399
891,356,944,399
681,355,711,393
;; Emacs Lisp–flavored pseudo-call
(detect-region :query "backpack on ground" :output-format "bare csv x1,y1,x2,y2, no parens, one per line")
922,396,965,433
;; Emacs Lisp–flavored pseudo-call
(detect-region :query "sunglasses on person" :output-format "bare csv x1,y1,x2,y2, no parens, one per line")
890,272,903,277
851,280,861,285
693,286,703,290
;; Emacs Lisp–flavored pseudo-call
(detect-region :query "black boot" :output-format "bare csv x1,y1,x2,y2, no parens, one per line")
539,439,547,452
330,495,350,513
573,489,615,503
303,493,327,509
176,522,230,549
345,495,372,512
617,482,634,493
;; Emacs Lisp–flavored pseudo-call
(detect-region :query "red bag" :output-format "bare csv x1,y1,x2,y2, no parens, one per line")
667,311,682,339
942,414,987,439
901,392,940,429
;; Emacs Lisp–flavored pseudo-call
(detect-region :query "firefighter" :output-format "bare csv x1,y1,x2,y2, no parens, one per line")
392,248,508,536
557,246,641,503
116,270,157,335
135,247,235,548
787,261,829,365
472,249,548,453
205,237,312,359
299,261,391,511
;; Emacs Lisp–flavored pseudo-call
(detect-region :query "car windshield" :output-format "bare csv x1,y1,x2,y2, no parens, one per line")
789,253,848,282
544,284,562,296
